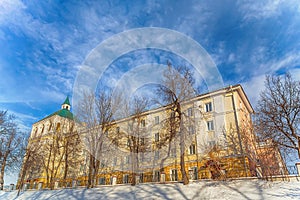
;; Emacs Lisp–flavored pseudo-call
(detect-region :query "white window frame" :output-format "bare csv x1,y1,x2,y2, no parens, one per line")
125,156,130,164
187,107,193,117
154,151,160,160
123,174,129,184
209,141,216,147
205,102,213,112
155,116,159,124
155,132,160,142
207,120,214,131
189,144,196,155
171,148,176,157
188,125,195,134
170,169,178,181
113,157,117,166
141,119,146,127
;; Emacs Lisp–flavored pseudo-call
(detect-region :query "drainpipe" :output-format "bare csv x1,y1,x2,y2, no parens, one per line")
229,86,248,177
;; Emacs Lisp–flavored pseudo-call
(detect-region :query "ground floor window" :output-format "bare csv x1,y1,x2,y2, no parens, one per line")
189,166,198,180
170,169,178,181
98,177,106,185
139,173,144,183
123,174,129,184
153,170,160,182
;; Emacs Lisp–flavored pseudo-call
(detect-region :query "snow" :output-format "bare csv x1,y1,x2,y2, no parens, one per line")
1,179,300,200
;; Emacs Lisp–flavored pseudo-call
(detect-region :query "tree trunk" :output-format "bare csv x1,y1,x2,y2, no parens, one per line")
180,136,189,185
0,132,13,190
177,103,189,185
17,167,26,196
87,154,94,189
63,149,69,181
93,159,100,188
17,153,31,196
297,138,300,159
0,161,5,190
0,152,9,190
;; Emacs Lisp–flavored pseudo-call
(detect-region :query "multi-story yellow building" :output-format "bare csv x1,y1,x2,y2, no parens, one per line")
20,84,259,189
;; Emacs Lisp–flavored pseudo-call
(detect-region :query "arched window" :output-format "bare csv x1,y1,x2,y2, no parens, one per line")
41,125,44,134
48,123,52,131
33,127,38,137
56,123,61,131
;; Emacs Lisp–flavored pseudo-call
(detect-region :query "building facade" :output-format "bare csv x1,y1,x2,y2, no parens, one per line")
19,85,274,189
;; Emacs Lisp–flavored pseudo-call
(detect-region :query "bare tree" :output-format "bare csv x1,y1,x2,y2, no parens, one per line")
76,89,120,188
61,119,82,186
17,134,43,195
0,111,24,190
40,119,66,189
256,73,300,159
156,107,180,178
156,63,196,185
123,96,149,186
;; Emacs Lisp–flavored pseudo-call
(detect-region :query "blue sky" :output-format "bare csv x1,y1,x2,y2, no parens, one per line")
0,0,300,132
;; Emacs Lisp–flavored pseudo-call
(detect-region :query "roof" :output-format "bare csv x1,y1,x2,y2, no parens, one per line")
56,109,74,119
62,96,70,105
34,108,74,124
34,96,73,124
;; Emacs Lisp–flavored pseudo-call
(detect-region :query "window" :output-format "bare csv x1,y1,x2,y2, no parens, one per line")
56,123,61,131
48,123,52,131
170,111,175,119
188,125,195,135
207,120,214,131
155,132,160,142
123,174,129,184
189,167,198,180
171,148,176,157
154,151,160,160
155,116,159,124
100,160,106,168
98,177,105,185
187,107,193,116
116,127,120,133
140,152,145,162
154,170,160,182
113,157,117,166
189,144,196,155
141,119,146,127
139,173,144,183
209,141,216,147
41,125,44,134
127,139,131,147
33,127,38,137
171,169,178,181
125,156,130,164
205,102,213,112
140,138,145,145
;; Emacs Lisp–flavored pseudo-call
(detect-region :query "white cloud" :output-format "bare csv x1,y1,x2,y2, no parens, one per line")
290,68,300,81
0,0,25,25
242,75,265,108
238,0,300,21
238,0,283,20
257,52,300,76
242,66,300,109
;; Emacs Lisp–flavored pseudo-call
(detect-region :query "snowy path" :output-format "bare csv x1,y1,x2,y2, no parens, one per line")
1,180,300,200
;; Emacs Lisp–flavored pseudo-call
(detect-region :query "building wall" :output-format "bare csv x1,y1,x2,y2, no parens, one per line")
21,85,260,188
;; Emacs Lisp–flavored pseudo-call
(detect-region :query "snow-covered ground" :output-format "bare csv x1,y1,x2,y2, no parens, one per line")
1,179,300,200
